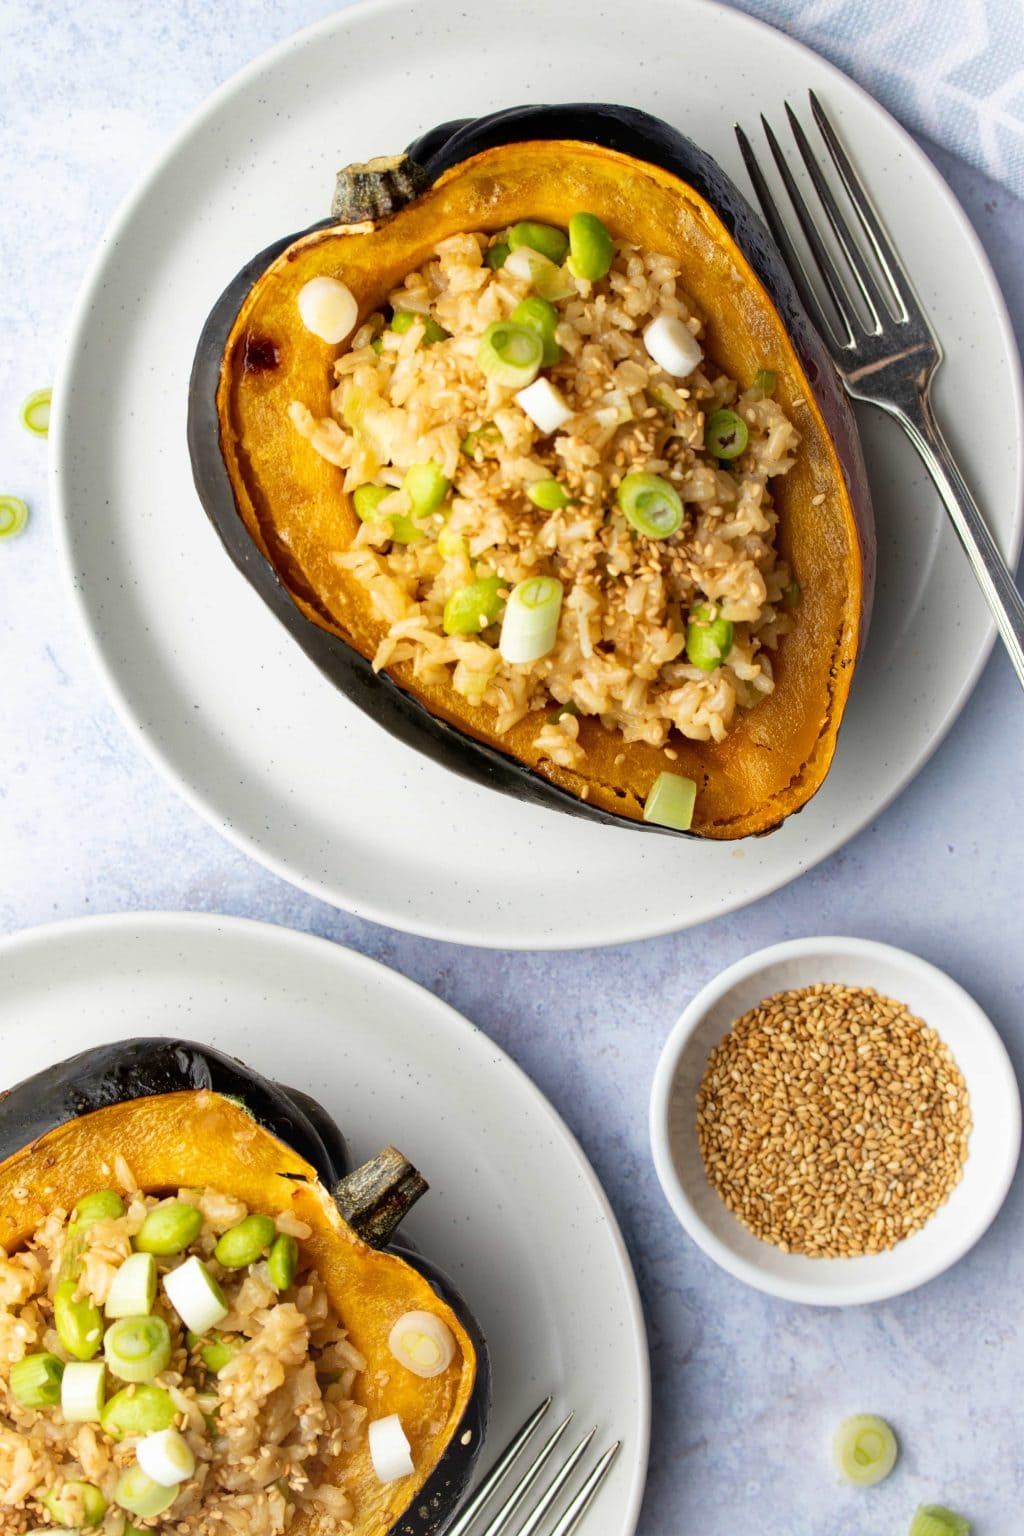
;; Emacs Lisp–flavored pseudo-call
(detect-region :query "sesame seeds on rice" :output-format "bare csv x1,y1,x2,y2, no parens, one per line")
290,225,798,758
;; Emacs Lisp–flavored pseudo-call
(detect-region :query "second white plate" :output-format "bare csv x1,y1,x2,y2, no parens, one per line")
53,0,1023,946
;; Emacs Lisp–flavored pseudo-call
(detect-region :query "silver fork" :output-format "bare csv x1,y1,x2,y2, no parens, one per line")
736,90,1024,690
443,1398,620,1536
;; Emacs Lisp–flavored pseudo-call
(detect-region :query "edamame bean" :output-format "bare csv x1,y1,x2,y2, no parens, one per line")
43,1482,107,1528
508,221,569,265
567,212,614,281
54,1279,103,1361
72,1190,126,1227
213,1213,277,1269
134,1201,203,1256
267,1233,299,1291
101,1384,176,1442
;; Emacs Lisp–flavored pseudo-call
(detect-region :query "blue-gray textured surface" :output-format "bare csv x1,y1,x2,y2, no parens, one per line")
2,3,1024,1533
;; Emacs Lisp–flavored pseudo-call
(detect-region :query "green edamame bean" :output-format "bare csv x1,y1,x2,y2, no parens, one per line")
134,1201,203,1255
101,1383,176,1442
54,1279,103,1361
267,1233,299,1291
43,1481,107,1528
202,1334,241,1374
508,221,569,266
214,1213,277,1269
72,1190,126,1227
567,212,615,281
484,241,510,270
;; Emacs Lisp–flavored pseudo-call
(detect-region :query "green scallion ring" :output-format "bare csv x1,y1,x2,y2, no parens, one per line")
704,408,748,460
616,472,683,540
752,368,777,396
20,388,51,438
477,322,543,389
0,495,30,539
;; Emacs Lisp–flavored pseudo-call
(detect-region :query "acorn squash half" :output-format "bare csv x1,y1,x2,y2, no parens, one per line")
188,103,874,839
0,1038,488,1536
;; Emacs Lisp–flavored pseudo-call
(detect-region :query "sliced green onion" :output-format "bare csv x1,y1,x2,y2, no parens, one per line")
267,1233,299,1291
753,367,777,396
54,1279,103,1361
101,1383,176,1442
20,388,51,438
510,296,562,367
371,337,385,355
114,1465,179,1519
508,221,568,265
643,772,697,831
163,1255,228,1335
503,245,575,300
105,1252,157,1319
387,1310,456,1379
909,1506,971,1536
403,461,450,521
549,701,581,722
704,408,748,460
443,576,506,636
390,311,449,345
461,421,501,456
135,1200,203,1256
437,525,469,560
686,603,734,671
73,1189,125,1227
137,1427,196,1487
783,580,801,609
0,495,29,539
104,1315,172,1383
567,212,614,281
616,472,683,539
477,321,543,388
60,1360,106,1423
526,478,575,512
832,1414,898,1487
9,1351,64,1408
43,1481,107,1528
214,1214,276,1269
368,1412,415,1483
484,241,510,270
499,576,563,664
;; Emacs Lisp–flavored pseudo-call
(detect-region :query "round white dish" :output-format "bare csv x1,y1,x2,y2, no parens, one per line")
51,0,1023,948
649,936,1021,1306
0,912,650,1533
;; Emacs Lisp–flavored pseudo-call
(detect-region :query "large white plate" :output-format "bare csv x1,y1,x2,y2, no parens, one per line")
0,912,650,1534
52,0,1023,948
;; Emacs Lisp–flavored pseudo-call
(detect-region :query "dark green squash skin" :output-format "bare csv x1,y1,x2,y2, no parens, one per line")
188,103,874,838
0,1038,489,1536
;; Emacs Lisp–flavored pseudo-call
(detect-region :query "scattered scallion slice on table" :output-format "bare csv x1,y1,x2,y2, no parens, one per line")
0,495,29,539
909,1506,971,1536
616,472,683,539
477,321,543,388
832,1414,898,1487
686,603,734,671
9,1352,64,1409
104,1315,172,1383
643,772,697,831
105,1252,157,1318
20,388,51,437
704,407,748,460
443,576,506,636
567,211,614,280
499,576,563,663
163,1255,229,1335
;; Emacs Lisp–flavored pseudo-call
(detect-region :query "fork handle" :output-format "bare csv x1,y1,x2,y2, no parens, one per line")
890,386,1024,690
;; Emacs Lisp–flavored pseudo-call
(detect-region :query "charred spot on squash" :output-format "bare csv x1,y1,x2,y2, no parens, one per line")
242,333,280,373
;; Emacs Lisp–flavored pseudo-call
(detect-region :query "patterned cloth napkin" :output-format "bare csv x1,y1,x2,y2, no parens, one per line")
720,0,1024,199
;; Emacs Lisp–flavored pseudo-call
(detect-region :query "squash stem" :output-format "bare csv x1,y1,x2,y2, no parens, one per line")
334,1147,428,1247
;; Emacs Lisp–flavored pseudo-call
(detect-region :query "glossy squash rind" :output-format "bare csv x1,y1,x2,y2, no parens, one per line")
0,1039,488,1536
189,103,874,839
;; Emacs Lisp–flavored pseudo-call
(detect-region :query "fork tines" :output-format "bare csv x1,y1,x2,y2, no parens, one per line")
735,90,930,356
447,1398,621,1536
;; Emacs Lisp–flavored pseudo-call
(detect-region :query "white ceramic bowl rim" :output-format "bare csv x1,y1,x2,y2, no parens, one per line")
650,936,1022,1306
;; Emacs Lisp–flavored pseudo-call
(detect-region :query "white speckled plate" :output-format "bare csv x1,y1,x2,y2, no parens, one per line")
52,0,1023,947
0,912,650,1533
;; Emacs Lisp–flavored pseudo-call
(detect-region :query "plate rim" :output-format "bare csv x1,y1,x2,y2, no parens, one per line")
49,0,1024,950
648,933,1023,1306
0,907,653,1535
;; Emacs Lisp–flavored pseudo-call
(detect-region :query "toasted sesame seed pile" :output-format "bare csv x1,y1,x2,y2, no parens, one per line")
696,983,972,1258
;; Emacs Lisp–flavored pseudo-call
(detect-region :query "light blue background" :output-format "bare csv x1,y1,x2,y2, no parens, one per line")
2,4,1023,1533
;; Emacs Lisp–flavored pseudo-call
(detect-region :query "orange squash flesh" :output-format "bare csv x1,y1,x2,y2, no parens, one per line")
217,139,865,838
0,1090,476,1536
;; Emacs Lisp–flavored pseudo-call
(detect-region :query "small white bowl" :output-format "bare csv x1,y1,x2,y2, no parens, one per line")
650,936,1021,1306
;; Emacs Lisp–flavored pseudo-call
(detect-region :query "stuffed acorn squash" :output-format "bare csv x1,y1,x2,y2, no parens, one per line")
188,104,873,839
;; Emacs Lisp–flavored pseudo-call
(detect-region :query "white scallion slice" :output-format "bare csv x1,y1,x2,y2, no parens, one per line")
136,1427,196,1487
162,1256,228,1335
909,1506,971,1536
499,576,563,664
502,245,575,299
643,772,697,832
514,377,573,435
60,1360,106,1423
387,1310,457,1379
368,1413,415,1484
297,276,358,345
105,1252,157,1319
832,1414,898,1487
643,313,703,377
